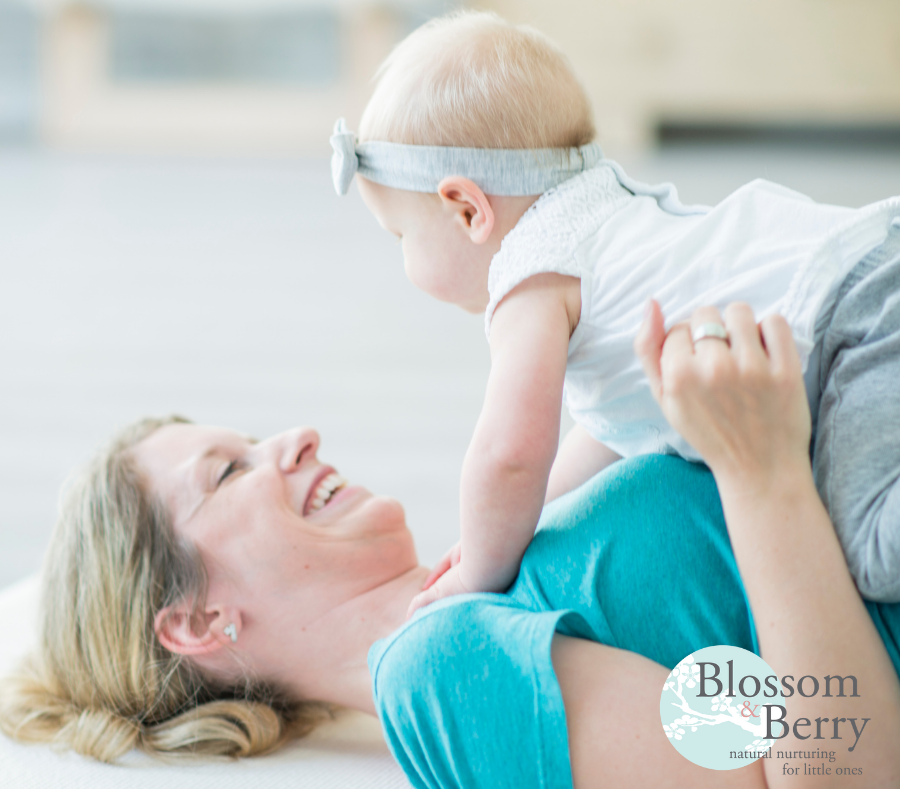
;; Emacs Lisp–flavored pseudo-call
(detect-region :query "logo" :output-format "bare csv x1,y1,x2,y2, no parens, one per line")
660,645,781,771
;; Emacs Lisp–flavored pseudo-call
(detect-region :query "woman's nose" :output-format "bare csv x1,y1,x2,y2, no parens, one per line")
257,427,320,473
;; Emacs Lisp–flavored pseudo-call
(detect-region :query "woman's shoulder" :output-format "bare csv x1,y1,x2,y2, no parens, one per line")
368,594,565,691
369,595,578,789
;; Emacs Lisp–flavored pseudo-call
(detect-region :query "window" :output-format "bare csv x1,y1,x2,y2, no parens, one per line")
110,10,340,85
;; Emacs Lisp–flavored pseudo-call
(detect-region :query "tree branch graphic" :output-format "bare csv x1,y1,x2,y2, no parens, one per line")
661,655,774,753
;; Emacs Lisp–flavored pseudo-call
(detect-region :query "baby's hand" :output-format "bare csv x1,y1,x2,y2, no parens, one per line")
407,545,471,619
421,542,461,591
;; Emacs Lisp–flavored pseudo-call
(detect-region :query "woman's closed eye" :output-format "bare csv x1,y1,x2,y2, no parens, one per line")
217,460,239,487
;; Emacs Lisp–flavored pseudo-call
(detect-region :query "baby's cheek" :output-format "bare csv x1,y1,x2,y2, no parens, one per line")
403,251,440,297
406,249,463,304
401,251,419,286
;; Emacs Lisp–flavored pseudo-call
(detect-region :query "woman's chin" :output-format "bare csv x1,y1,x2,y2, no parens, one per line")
354,494,408,535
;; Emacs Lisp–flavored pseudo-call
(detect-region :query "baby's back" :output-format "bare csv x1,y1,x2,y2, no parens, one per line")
508,167,898,458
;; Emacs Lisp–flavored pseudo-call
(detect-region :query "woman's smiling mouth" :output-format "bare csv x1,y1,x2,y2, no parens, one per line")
305,471,347,515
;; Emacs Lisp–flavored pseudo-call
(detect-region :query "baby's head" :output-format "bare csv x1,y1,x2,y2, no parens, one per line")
354,11,594,313
358,10,594,150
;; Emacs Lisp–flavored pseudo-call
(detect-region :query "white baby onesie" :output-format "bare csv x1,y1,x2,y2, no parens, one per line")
485,161,900,460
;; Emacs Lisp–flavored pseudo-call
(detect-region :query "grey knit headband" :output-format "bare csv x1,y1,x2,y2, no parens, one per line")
330,118,603,196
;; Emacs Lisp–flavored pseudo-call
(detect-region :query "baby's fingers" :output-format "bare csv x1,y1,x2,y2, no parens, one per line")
422,543,462,590
407,588,439,620
407,566,466,620
422,553,453,591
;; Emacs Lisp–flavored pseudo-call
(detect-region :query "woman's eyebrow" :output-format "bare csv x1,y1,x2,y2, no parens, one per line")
197,435,256,462
176,452,221,524
191,446,233,492
199,446,223,461
190,436,259,490
194,437,257,480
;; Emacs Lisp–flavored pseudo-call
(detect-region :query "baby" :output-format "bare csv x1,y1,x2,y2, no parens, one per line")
331,11,900,612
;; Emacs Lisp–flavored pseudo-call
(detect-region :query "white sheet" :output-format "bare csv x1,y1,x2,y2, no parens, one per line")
0,575,410,789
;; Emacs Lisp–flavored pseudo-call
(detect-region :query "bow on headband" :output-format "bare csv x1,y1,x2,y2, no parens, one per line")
330,118,358,196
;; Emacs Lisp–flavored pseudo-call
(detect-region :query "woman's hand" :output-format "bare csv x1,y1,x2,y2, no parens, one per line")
638,299,900,787
634,299,811,489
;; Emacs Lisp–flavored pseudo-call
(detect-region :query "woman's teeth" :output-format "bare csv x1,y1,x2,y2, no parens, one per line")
308,472,347,513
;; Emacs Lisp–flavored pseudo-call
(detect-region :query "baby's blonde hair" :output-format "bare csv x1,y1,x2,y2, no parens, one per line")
0,416,326,762
359,10,595,149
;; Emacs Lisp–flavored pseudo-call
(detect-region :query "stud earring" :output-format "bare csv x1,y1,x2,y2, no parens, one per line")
223,623,238,643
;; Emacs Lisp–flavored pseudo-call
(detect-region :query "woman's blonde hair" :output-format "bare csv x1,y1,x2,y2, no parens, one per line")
0,416,325,762
359,10,595,149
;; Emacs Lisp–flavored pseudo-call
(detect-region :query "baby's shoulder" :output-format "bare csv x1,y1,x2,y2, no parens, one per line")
506,164,632,255
486,166,632,332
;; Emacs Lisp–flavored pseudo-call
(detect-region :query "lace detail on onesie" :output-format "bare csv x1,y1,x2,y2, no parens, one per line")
484,164,633,339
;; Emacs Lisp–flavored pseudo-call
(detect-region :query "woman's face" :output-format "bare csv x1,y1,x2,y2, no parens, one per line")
132,423,418,629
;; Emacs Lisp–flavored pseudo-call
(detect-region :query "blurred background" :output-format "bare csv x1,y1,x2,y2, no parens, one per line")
2,0,900,587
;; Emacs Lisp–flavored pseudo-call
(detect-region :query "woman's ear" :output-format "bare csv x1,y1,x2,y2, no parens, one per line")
437,176,495,244
154,604,242,656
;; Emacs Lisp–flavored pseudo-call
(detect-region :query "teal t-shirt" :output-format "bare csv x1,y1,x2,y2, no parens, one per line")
368,455,900,789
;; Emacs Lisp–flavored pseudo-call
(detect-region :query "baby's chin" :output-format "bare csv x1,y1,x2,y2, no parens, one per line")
415,280,485,313
460,300,488,314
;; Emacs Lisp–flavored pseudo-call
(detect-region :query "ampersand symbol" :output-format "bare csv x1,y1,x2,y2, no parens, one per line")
740,701,760,718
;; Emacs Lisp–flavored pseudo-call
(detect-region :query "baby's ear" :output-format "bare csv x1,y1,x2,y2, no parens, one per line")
437,176,495,244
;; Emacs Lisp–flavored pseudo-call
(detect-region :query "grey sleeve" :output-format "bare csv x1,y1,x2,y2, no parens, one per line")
812,225,900,602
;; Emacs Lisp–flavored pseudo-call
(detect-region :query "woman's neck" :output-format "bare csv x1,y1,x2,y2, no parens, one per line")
281,565,430,715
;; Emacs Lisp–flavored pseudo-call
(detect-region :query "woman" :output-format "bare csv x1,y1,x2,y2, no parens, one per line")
1,304,899,788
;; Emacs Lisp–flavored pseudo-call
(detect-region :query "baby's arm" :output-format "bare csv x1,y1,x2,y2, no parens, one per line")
407,274,573,616
545,424,621,503
458,274,572,589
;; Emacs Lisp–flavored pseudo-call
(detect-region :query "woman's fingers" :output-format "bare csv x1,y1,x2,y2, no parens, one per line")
722,302,760,355
658,322,694,397
723,302,769,379
759,314,802,379
634,299,666,401
688,306,730,369
646,299,812,479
